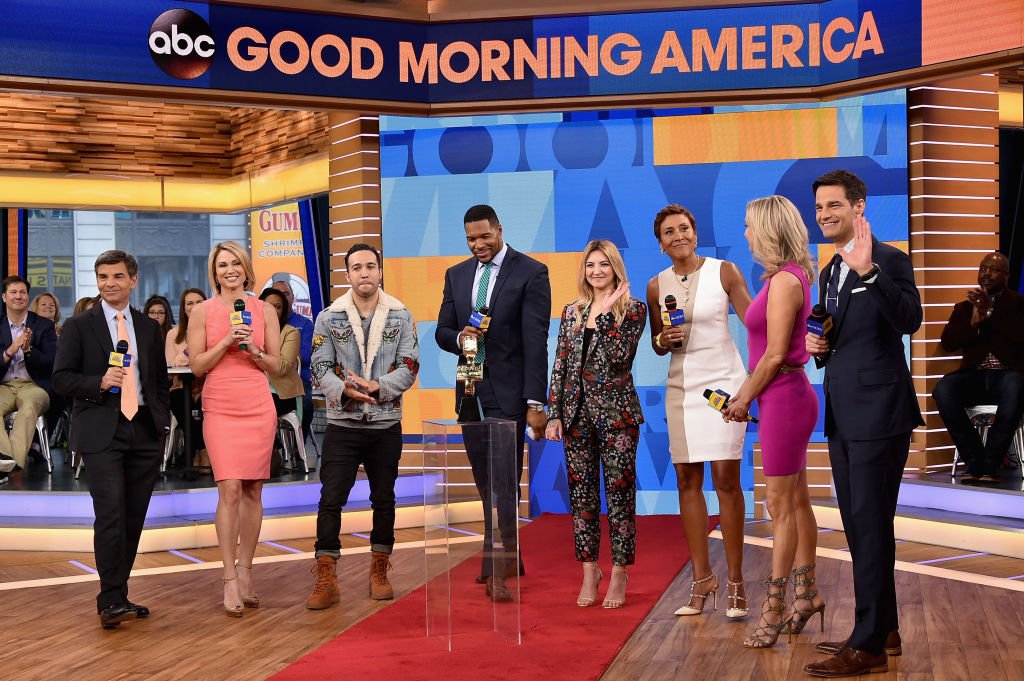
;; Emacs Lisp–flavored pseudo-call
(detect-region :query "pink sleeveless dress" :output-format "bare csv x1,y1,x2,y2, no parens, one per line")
201,296,277,481
746,263,818,476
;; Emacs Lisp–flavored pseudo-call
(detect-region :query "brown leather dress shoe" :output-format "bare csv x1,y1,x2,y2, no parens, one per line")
485,576,513,603
804,647,888,677
816,630,902,656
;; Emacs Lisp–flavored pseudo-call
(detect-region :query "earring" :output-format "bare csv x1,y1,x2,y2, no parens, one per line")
660,246,665,255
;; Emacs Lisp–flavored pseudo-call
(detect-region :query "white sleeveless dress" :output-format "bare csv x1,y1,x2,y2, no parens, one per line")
657,258,747,463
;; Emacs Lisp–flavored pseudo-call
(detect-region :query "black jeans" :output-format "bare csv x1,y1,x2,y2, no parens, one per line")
314,422,402,557
933,368,1024,476
82,409,163,611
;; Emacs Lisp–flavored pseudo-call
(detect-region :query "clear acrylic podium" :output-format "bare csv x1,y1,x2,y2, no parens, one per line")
422,418,521,649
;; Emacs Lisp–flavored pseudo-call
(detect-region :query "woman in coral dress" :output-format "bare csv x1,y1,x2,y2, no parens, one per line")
188,241,280,617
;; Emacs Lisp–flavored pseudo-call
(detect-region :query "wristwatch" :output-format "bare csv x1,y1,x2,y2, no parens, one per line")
859,263,880,282
252,348,266,363
528,403,546,413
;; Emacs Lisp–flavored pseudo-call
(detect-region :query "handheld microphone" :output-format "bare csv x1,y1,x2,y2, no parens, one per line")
662,295,686,349
231,299,252,350
806,304,833,337
469,305,491,331
108,340,131,394
703,388,759,423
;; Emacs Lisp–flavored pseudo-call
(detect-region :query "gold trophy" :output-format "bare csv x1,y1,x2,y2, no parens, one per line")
456,333,485,423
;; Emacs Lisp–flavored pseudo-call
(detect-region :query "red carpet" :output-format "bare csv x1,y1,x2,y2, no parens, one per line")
273,513,716,681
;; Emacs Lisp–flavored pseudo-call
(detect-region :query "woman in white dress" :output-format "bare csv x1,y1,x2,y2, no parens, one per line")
645,204,752,619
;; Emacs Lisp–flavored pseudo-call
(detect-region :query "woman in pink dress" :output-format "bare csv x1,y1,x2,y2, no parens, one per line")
723,196,822,648
188,241,280,617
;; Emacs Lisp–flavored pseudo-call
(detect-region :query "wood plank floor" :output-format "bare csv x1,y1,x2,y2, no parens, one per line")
603,524,1024,681
2,519,1023,680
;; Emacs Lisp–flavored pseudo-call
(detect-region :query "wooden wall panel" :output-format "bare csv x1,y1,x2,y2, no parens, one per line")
326,114,382,296
0,93,328,179
908,74,1001,473
228,108,329,174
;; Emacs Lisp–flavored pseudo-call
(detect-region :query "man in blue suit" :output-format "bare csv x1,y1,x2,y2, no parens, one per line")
436,204,551,602
804,170,924,677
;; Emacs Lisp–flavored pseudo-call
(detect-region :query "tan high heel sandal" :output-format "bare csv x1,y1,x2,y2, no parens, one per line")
223,577,244,618
602,565,629,609
236,562,261,608
577,561,603,607
674,573,718,616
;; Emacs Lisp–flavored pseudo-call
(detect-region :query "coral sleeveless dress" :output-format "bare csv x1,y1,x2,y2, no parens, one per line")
745,263,818,476
657,258,747,463
201,296,277,481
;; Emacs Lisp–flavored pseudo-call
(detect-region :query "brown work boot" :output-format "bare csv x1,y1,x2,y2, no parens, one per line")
306,556,340,610
369,551,394,600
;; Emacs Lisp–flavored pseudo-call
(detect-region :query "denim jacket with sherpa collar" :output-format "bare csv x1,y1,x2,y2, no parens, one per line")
311,289,419,425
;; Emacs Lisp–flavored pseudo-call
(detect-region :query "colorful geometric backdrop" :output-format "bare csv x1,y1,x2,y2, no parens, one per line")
379,89,908,515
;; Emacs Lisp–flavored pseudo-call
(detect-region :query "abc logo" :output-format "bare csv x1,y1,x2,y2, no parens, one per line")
149,9,215,79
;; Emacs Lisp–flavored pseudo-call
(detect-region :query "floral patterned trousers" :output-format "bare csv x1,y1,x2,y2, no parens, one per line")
563,408,639,566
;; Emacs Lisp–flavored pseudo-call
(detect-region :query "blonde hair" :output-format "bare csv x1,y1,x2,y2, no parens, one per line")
745,195,815,283
29,292,61,325
573,240,630,329
208,241,256,294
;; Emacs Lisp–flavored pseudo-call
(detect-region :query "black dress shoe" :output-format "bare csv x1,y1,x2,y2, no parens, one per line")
99,603,138,630
128,602,150,618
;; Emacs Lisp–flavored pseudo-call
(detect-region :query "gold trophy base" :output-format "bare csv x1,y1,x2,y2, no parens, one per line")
457,394,484,423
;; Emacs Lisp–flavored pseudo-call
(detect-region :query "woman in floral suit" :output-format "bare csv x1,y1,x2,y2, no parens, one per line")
546,239,647,610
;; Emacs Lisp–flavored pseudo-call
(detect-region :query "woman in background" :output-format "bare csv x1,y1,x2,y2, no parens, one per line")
166,288,208,464
29,292,61,335
646,204,752,620
189,242,280,617
72,296,96,316
258,287,303,417
546,240,646,609
722,196,821,648
144,295,175,344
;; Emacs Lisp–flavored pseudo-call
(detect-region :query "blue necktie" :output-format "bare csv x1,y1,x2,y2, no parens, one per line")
825,256,842,316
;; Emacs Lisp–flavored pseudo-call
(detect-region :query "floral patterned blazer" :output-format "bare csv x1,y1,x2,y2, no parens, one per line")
547,297,647,430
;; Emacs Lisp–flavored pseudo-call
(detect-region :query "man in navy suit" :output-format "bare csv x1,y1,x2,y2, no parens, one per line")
53,250,170,630
0,275,57,473
804,170,924,677
436,204,551,602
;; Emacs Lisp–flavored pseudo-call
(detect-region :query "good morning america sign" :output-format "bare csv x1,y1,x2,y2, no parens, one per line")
1,0,920,104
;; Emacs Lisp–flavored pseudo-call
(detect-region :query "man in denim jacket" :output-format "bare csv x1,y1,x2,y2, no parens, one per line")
305,243,419,608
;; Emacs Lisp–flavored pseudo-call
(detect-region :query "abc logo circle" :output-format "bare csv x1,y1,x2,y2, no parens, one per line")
149,9,215,79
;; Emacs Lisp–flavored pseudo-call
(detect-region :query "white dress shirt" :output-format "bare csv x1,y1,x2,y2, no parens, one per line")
470,242,508,308
100,299,145,406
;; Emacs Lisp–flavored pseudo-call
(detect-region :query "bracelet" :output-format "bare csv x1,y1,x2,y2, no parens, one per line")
654,333,665,350
251,348,266,363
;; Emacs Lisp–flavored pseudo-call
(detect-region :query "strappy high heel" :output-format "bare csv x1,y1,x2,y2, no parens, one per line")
783,563,825,635
743,576,788,648
577,561,603,607
602,565,629,609
236,562,261,608
674,573,718,616
725,579,749,619
223,577,244,618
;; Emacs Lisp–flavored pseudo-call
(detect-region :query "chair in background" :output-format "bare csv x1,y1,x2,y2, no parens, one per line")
3,411,53,473
276,396,320,475
952,405,1024,480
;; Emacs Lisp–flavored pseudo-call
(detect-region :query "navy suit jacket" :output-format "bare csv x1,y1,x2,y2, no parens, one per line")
435,246,551,417
0,310,58,400
818,237,924,440
52,304,171,453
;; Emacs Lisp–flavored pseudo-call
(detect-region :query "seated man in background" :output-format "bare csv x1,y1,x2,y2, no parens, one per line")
0,276,58,473
934,252,1024,483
